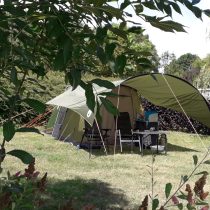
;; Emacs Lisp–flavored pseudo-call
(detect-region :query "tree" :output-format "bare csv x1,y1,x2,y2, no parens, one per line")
91,27,160,77
164,53,201,83
193,54,210,88
159,51,176,72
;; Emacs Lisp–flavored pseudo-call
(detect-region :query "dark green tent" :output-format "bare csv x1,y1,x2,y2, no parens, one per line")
123,73,210,128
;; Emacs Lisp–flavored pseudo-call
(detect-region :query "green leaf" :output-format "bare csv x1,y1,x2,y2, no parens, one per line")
191,6,202,19
137,58,153,67
16,127,43,135
91,79,115,89
119,21,127,30
96,26,108,44
54,50,65,70
204,9,210,17
97,46,107,64
203,160,210,164
165,183,172,199
195,171,209,175
100,6,122,19
150,20,186,33
186,203,196,210
63,38,73,64
71,69,81,90
105,43,116,60
177,203,183,210
31,66,47,77
10,68,18,85
195,201,208,205
142,1,158,10
120,0,130,10
182,175,188,182
23,98,46,113
170,2,182,15
152,198,159,210
7,149,34,164
99,97,119,116
85,84,95,112
115,54,126,75
192,0,201,5
3,121,15,142
193,155,198,166
163,4,172,17
177,194,187,200
154,0,164,11
127,26,143,33
109,27,127,40
135,4,143,14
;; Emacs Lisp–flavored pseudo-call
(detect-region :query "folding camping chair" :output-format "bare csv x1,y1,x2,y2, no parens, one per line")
80,121,110,152
115,112,141,153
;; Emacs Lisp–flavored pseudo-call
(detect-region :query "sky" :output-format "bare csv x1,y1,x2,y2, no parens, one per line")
135,0,210,59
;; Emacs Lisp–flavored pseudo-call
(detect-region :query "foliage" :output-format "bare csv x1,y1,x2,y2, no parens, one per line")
193,55,210,89
159,51,176,72
164,53,201,83
139,153,210,210
92,27,160,77
0,159,47,210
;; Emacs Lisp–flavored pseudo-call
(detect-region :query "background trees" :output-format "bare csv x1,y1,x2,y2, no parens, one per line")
164,53,200,80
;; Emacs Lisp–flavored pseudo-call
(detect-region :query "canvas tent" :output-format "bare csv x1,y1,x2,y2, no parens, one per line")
46,73,210,143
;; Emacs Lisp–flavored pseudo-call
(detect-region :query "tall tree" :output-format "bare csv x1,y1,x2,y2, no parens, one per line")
194,54,210,88
92,27,159,77
164,53,201,83
159,51,176,73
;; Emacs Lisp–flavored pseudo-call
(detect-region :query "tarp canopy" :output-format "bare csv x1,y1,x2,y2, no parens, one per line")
47,73,210,128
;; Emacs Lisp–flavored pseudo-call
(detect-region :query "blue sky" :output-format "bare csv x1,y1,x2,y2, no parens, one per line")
133,0,210,58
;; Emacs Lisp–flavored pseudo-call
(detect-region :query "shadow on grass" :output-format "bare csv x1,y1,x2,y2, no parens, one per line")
78,141,199,158
41,177,129,209
167,143,199,152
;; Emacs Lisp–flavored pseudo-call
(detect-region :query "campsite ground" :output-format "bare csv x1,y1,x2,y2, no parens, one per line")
0,130,210,209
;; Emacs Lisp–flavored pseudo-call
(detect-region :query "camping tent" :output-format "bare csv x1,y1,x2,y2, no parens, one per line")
46,73,210,143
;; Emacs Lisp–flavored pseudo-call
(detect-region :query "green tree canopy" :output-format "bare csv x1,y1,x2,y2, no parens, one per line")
194,54,210,89
164,53,201,83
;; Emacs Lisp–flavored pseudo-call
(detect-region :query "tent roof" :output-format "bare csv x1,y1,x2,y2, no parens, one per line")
122,73,210,128
46,80,123,124
47,73,210,128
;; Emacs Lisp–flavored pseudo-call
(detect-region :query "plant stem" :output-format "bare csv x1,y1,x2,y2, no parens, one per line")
162,149,210,207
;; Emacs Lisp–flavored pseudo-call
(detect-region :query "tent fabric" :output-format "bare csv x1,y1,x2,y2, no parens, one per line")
46,80,123,125
47,73,210,129
100,86,139,141
122,74,210,128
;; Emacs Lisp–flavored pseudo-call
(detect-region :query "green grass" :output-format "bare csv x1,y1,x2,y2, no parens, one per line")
1,131,210,209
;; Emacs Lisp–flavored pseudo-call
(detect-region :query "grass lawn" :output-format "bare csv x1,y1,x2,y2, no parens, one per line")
0,130,210,209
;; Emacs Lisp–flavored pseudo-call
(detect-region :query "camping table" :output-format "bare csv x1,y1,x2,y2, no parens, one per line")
133,130,168,155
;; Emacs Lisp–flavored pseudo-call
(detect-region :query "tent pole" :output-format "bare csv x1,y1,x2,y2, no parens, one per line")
94,117,108,155
161,73,208,152
114,85,121,156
